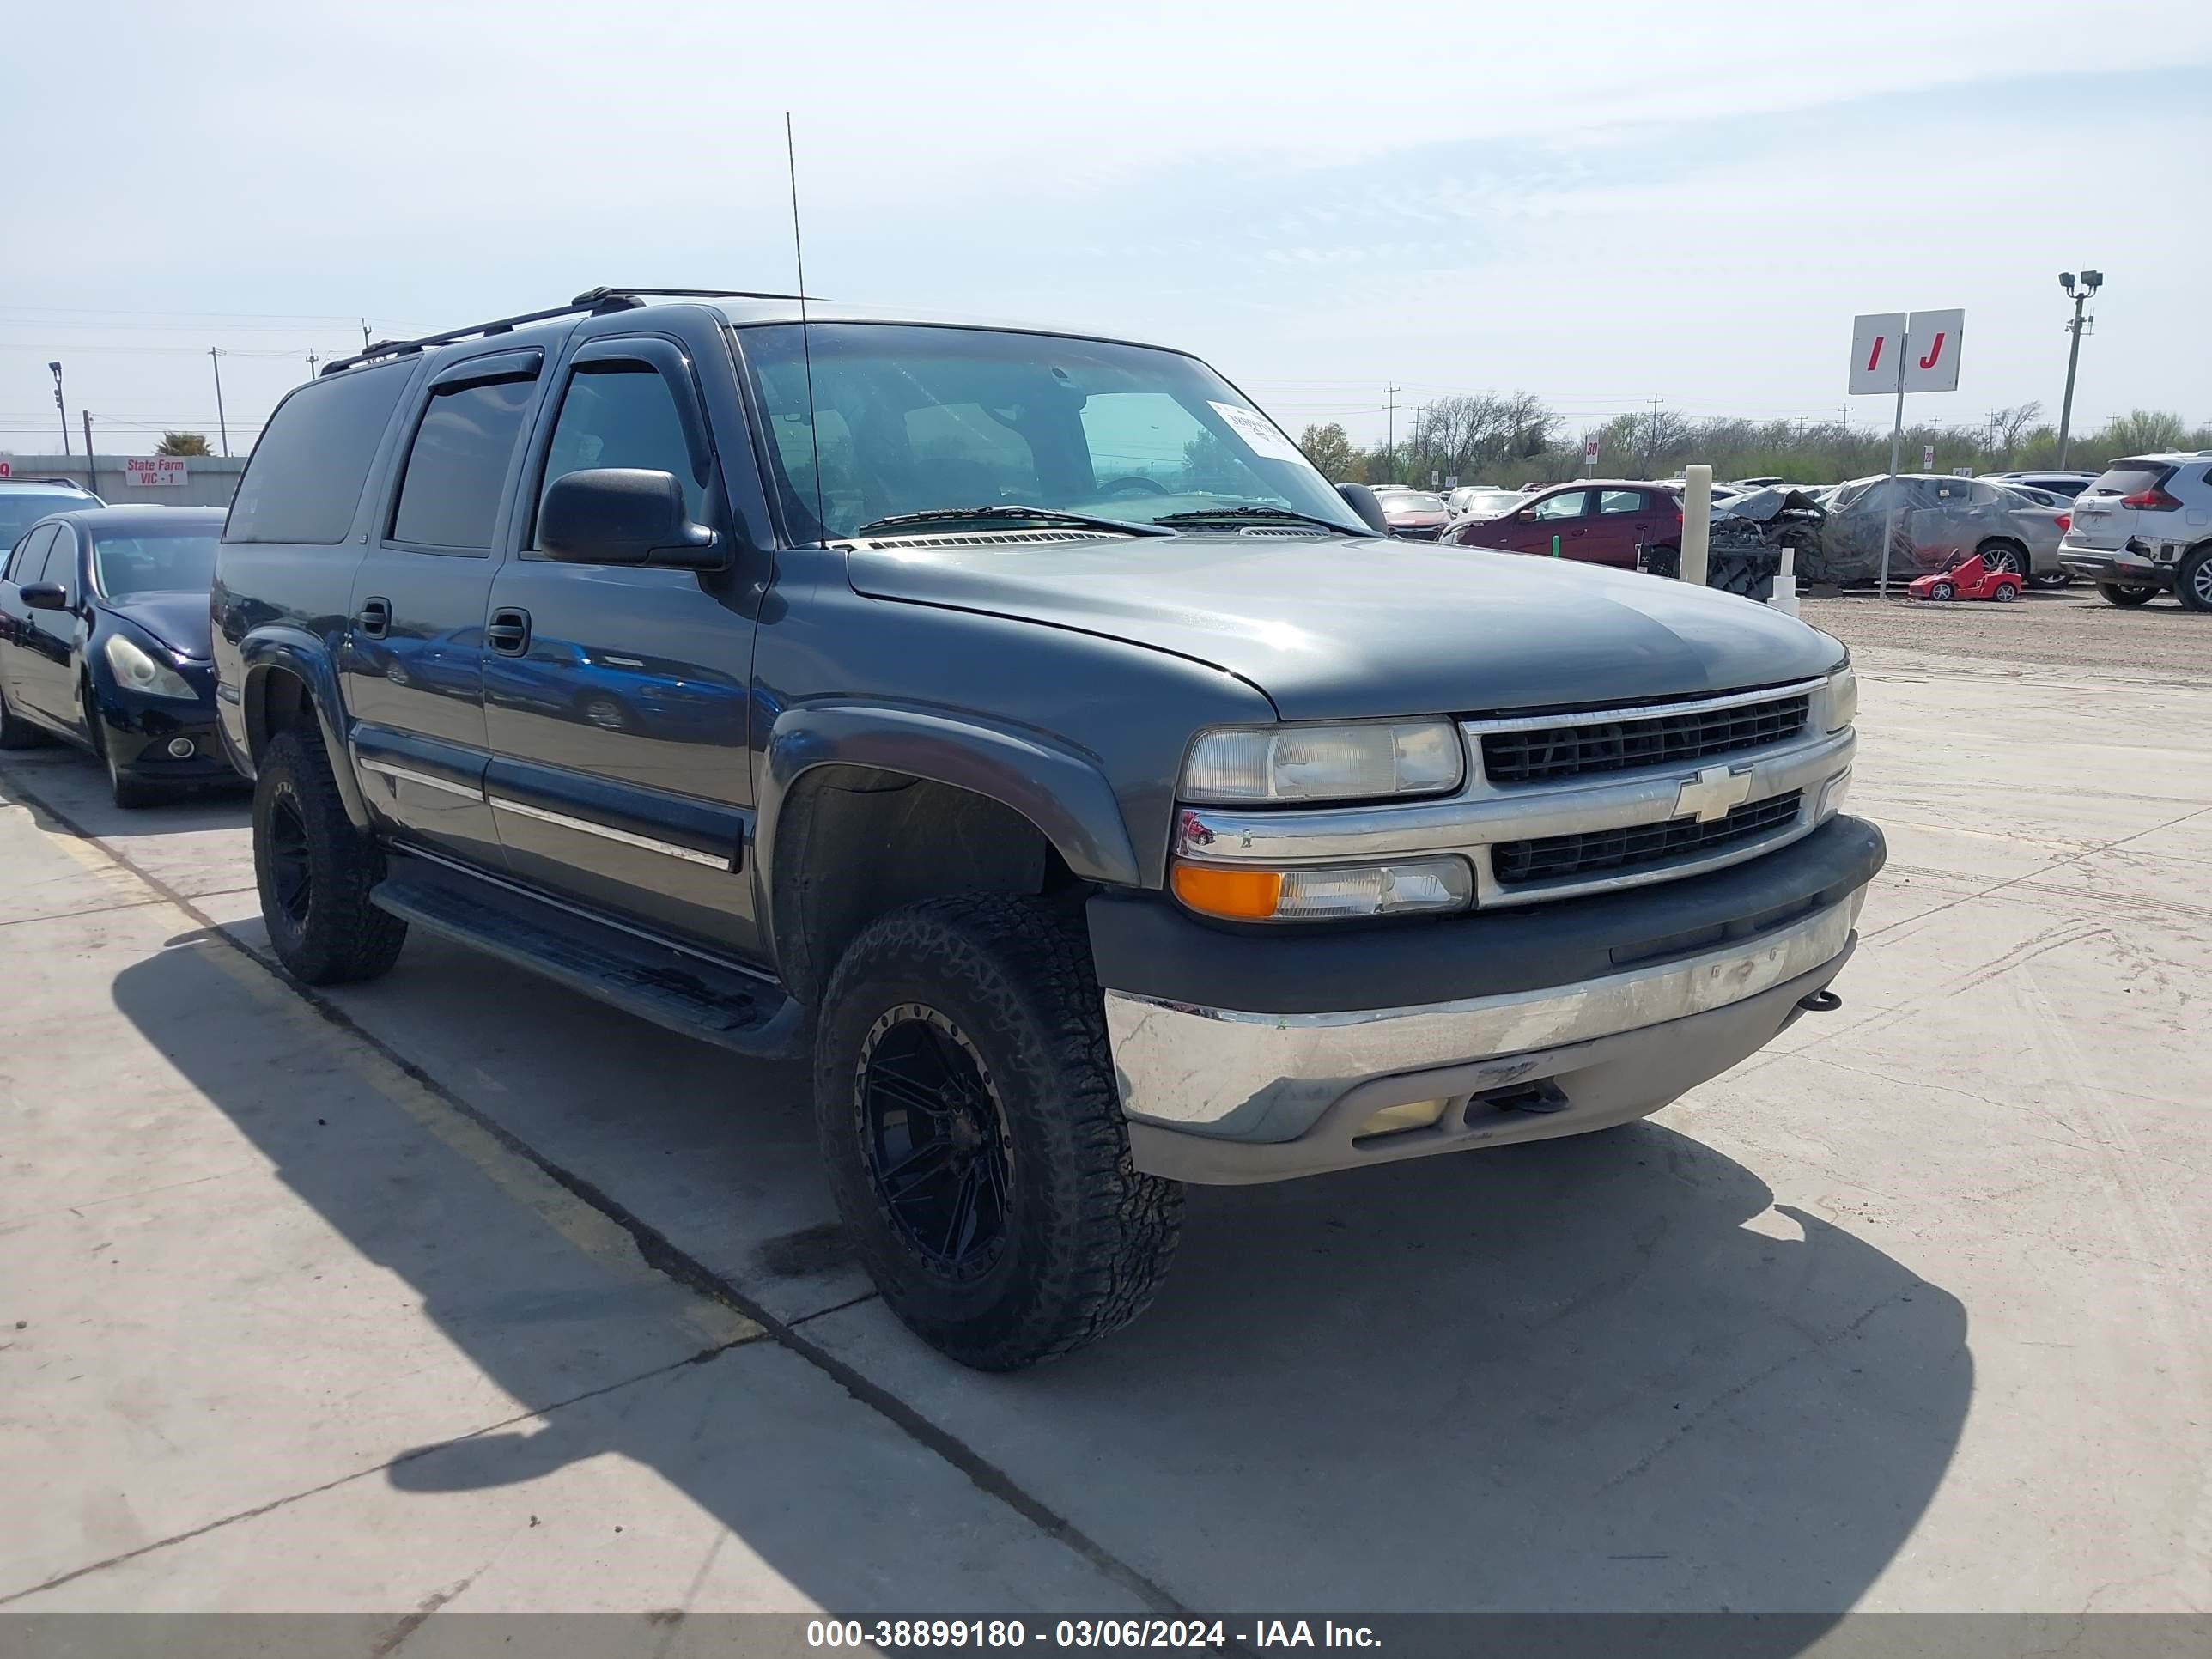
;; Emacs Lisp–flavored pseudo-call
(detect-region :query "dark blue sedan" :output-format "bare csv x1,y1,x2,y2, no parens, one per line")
0,505,236,807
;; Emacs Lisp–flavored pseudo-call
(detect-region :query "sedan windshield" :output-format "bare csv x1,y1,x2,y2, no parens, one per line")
738,324,1368,541
92,527,220,599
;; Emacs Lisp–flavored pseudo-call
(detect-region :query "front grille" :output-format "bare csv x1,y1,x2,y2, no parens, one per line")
1481,692,1809,786
1393,526,1443,541
1492,791,1803,887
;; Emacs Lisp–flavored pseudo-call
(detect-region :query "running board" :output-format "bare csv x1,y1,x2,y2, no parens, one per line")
369,859,807,1060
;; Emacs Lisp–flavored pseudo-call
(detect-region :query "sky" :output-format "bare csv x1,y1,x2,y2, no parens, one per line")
3,0,2209,459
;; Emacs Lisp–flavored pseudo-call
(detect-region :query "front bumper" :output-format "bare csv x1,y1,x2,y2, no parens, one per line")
91,678,234,783
1094,814,1882,1183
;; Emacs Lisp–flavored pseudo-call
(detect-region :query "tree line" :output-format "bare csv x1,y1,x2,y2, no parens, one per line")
1298,398,2212,491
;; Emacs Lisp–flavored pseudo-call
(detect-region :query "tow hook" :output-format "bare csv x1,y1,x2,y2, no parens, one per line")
1797,988,1842,1013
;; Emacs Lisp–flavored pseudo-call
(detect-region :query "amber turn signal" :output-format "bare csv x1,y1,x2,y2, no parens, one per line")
1170,864,1285,921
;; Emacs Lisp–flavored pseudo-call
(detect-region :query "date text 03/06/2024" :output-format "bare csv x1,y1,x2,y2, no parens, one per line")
805,1620,1382,1649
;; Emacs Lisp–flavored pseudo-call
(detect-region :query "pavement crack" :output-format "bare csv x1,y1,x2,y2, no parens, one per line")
0,758,1194,1623
0,1339,759,1607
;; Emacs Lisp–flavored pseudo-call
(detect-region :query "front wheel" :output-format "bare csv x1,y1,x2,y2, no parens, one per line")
2176,547,2212,614
252,728,408,983
2097,581,2158,608
1930,580,1955,601
814,894,1182,1370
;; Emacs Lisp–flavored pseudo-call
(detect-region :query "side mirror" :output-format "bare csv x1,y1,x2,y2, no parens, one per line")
538,468,723,570
1336,483,1390,535
20,583,67,611
1515,507,1537,522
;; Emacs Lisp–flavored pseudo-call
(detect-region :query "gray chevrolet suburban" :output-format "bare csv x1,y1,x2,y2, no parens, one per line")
210,287,1881,1369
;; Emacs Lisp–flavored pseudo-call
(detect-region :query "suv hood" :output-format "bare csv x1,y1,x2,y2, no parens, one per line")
844,535,1842,720
104,591,214,661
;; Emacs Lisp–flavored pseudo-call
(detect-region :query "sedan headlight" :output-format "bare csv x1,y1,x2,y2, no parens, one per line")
1182,720,1464,804
104,634,198,701
1825,663,1857,732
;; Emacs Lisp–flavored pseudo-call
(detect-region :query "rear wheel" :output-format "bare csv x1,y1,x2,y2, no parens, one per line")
2176,546,2212,614
1976,540,2027,579
252,727,408,983
2097,581,2158,608
1994,582,2020,603
814,894,1182,1370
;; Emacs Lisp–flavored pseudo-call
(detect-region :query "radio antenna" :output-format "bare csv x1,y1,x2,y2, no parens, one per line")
784,112,829,541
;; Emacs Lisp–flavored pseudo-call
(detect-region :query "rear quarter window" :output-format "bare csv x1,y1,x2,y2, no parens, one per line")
225,361,415,544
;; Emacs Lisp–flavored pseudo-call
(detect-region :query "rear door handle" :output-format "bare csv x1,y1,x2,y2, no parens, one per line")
356,596,391,639
486,608,531,657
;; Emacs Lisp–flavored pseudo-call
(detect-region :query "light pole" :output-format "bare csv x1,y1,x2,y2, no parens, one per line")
49,361,70,458
2056,269,2102,467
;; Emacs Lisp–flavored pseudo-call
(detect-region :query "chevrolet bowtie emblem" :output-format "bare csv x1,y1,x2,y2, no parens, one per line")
1674,764,1755,823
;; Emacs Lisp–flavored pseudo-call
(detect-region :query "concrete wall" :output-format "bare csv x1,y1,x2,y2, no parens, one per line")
1,453,244,508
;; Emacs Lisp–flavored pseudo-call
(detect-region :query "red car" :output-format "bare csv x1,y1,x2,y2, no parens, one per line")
1370,487,1450,541
1443,480,1680,569
1907,551,2022,603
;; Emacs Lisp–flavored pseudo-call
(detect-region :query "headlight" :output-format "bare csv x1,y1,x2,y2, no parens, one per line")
1171,856,1474,923
1182,720,1464,804
1825,664,1857,732
103,634,198,701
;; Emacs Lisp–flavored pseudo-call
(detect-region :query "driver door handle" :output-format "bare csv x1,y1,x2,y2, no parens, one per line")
356,596,390,639
486,608,532,657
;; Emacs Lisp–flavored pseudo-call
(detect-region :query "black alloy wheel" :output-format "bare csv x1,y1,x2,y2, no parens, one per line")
266,793,313,927
856,1003,1014,1282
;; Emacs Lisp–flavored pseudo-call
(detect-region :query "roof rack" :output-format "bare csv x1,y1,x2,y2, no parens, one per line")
319,286,809,376
2,475,94,490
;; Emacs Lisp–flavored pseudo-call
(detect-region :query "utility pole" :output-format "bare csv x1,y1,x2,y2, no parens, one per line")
306,350,319,378
362,319,373,350
1383,384,1400,482
2055,270,2102,466
210,348,231,458
82,411,94,495
50,362,70,457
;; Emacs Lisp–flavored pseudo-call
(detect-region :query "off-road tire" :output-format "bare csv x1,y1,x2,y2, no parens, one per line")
252,727,408,984
2097,581,2157,608
1708,549,1777,603
814,893,1182,1370
0,680,44,749
2175,546,2212,614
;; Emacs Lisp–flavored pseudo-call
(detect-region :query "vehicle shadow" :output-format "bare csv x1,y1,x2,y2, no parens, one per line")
108,938,1970,1633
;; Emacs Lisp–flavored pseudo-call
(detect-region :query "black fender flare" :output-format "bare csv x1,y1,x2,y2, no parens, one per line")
757,702,1145,981
238,626,368,829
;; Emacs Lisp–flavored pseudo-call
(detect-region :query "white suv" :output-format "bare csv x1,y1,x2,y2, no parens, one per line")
2058,452,2212,610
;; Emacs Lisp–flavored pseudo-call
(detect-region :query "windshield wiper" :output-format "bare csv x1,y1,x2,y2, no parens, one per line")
1152,505,1368,535
849,505,1173,538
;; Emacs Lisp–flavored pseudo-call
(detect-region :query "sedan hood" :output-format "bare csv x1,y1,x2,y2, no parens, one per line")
105,591,214,660
845,534,1842,720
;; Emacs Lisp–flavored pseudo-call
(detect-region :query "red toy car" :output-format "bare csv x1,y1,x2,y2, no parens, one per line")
1908,551,2022,603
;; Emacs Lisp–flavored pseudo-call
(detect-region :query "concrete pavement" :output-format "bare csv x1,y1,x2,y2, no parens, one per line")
2,643,2208,1616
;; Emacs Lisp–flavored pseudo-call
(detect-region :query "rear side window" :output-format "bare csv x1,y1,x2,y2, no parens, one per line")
226,361,413,544
2082,461,2172,499
1597,489,1646,515
390,376,537,550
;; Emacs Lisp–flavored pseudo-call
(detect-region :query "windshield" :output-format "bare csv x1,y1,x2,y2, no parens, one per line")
1384,492,1447,513
91,526,221,599
1456,490,1522,517
738,324,1368,541
0,490,89,546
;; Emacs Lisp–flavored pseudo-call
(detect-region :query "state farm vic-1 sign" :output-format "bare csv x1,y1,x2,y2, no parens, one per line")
125,457,191,487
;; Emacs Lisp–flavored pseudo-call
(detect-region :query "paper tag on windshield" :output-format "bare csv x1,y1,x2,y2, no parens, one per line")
1209,401,1309,466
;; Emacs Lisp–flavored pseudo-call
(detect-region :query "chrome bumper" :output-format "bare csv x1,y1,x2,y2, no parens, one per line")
1104,892,1860,1153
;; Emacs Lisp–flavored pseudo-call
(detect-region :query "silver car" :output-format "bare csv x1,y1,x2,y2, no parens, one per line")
1814,474,2062,585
